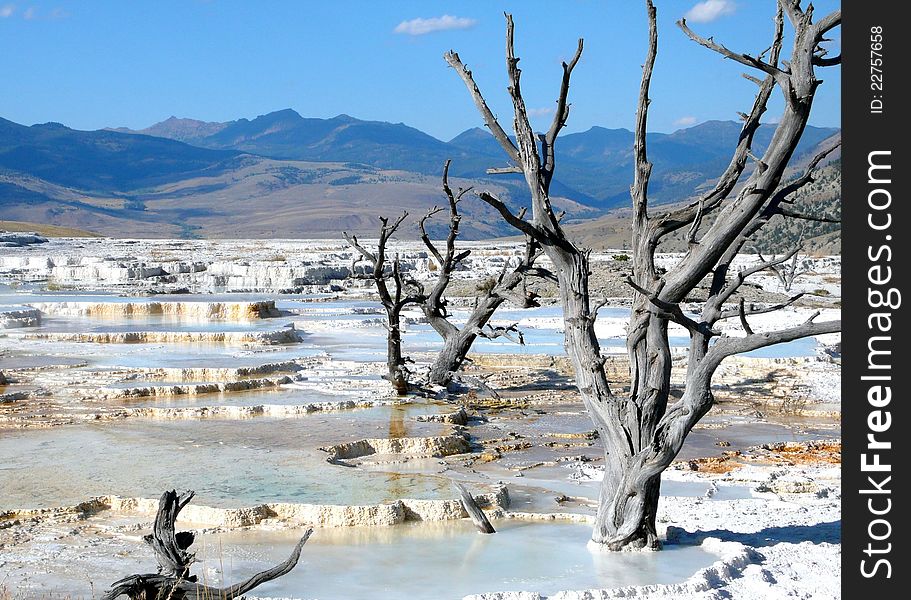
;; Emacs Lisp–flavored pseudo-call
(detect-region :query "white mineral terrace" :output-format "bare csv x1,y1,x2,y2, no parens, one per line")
0,237,842,599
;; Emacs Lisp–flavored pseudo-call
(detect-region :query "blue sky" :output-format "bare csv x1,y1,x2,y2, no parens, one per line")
1,1,841,141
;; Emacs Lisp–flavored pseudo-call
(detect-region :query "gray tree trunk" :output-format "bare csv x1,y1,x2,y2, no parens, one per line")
386,309,410,395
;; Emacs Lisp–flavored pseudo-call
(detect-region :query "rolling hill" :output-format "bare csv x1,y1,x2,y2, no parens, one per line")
1,110,840,240
115,109,839,210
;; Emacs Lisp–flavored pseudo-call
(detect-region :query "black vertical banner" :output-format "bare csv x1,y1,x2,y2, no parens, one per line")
842,1,906,597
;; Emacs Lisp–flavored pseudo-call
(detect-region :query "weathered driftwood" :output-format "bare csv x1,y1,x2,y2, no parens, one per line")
417,160,547,387
455,482,495,534
345,214,424,395
103,490,311,600
446,1,840,550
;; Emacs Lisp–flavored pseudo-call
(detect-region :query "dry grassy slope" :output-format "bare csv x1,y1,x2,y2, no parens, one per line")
0,221,101,237
2,157,596,239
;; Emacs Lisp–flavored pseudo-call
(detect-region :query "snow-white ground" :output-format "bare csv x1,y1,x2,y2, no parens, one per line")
466,464,840,600
0,238,842,599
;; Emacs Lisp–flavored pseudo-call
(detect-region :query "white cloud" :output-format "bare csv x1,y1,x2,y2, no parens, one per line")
22,5,35,19
0,4,15,18
674,116,699,127
394,15,477,36
684,0,736,23
527,107,555,119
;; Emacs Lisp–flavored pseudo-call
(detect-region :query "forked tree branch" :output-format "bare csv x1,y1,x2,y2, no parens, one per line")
653,6,784,241
660,6,840,303
477,191,545,240
542,38,584,189
677,18,787,84
715,245,802,307
444,52,520,163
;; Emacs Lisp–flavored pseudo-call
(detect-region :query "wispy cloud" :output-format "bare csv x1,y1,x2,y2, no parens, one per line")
22,5,35,19
394,15,477,36
527,107,555,119
684,0,736,23
0,4,15,18
674,116,699,127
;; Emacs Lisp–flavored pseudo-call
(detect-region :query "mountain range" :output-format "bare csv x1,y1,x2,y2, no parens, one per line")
0,109,839,239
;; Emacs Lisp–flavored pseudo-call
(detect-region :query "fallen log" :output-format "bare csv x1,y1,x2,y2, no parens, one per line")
103,489,310,600
455,482,496,534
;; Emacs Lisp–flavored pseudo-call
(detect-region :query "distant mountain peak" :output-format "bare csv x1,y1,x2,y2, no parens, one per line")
255,108,303,121
119,115,231,144
449,127,490,143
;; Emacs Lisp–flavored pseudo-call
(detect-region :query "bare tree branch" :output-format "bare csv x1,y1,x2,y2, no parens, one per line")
707,318,840,364
631,0,657,225
777,206,840,223
653,7,783,240
477,191,544,240
444,51,520,163
716,245,802,307
718,293,806,320
542,37,584,189
486,165,524,175
677,18,787,83
625,276,718,336
737,297,755,335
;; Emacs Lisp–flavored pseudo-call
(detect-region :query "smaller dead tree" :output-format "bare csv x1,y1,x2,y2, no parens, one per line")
103,490,309,600
757,248,808,292
417,160,546,387
345,213,424,395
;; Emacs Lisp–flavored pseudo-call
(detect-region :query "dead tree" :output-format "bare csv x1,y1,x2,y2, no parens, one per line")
345,213,424,395
757,248,809,291
446,1,840,550
103,490,310,599
417,160,546,387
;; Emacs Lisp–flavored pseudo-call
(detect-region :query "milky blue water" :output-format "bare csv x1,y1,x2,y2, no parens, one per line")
197,521,718,599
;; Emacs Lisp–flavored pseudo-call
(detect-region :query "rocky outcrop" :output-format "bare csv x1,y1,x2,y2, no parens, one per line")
102,400,391,420
320,432,472,463
15,329,301,344
0,306,41,329
0,252,350,292
29,300,281,320
1,488,510,529
0,390,32,404
0,232,48,248
91,376,293,400
414,407,469,426
141,361,303,382
0,238,528,293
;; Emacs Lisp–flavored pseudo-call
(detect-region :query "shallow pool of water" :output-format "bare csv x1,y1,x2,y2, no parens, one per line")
0,405,458,510
679,420,839,459
196,520,717,599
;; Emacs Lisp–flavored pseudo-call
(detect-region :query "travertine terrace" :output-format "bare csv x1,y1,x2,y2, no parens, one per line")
0,236,842,599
